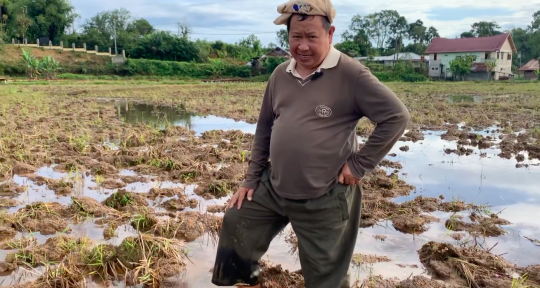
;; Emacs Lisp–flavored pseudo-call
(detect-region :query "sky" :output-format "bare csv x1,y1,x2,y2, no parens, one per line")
71,0,540,46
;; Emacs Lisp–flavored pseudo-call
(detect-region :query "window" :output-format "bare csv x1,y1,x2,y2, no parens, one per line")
507,53,512,60
497,52,500,59
434,53,438,60
485,53,489,60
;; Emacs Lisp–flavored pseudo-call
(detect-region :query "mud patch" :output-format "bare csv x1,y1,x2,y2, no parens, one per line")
373,235,387,241
379,159,403,170
71,196,119,217
445,213,510,237
400,196,441,213
392,214,439,234
439,200,471,212
161,194,189,211
195,179,237,199
258,260,304,288
10,202,72,235
352,254,392,265
148,187,184,200
0,180,26,195
121,175,149,184
444,146,474,156
0,226,16,241
418,241,522,287
404,130,425,142
397,275,465,288
207,204,227,213
103,190,148,211
151,211,223,242
100,178,126,189
0,198,18,207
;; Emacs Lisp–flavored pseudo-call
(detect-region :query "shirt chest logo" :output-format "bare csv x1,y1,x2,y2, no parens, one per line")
315,105,332,118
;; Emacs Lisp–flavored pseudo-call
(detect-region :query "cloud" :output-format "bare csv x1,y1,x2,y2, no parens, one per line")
71,0,540,45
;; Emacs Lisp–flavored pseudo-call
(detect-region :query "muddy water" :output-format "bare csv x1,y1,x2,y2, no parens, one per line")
1,106,540,287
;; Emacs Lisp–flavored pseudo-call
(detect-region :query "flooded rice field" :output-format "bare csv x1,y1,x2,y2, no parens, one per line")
0,82,540,287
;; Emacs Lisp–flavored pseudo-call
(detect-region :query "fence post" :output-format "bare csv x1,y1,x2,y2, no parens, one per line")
23,38,27,45
83,43,86,51
36,39,39,46
60,41,63,49
12,38,15,44
95,45,98,53
108,47,111,55
49,40,52,48
72,43,75,51
122,50,125,58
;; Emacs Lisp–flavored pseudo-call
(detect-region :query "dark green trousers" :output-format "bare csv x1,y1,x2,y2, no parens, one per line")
211,165,362,288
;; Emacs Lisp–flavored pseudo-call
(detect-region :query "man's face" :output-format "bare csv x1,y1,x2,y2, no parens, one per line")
288,15,335,71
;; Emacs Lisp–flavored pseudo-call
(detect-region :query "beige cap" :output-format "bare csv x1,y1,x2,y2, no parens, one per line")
273,0,336,25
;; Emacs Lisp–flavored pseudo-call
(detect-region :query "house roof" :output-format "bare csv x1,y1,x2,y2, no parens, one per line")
425,33,517,54
517,59,539,71
265,47,291,57
356,52,429,61
470,62,488,72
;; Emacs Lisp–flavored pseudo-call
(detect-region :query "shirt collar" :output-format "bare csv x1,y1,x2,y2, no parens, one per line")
286,45,341,79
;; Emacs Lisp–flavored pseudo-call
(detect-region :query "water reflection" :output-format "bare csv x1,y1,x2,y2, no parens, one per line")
112,102,256,135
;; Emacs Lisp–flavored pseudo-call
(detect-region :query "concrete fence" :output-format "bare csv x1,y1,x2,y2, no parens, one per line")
8,38,126,60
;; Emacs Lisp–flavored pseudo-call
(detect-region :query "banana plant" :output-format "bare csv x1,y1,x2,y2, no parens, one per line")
40,55,61,80
21,48,40,80
535,69,539,81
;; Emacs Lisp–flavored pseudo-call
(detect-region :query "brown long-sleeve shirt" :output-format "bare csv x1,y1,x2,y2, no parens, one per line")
241,47,410,200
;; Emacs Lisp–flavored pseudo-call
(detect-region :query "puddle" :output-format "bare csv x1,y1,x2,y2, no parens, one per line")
1,113,539,287
108,101,256,135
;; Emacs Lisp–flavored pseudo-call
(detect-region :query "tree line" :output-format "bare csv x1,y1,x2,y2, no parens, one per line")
0,1,539,68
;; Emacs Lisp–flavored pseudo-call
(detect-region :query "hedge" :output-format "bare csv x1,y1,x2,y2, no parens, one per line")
2,57,425,82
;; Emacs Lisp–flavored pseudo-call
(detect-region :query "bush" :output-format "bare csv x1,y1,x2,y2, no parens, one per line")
265,57,288,74
372,71,425,82
2,62,26,76
372,72,393,82
399,73,426,82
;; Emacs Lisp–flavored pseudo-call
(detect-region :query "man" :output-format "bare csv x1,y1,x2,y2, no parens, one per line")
211,0,410,287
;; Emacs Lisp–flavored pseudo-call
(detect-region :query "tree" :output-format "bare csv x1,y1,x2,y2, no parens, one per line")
238,34,262,55
340,29,372,56
460,31,475,38
485,55,497,81
178,24,191,39
449,55,475,81
528,10,540,32
334,40,361,57
276,29,288,49
7,0,76,42
470,21,501,37
425,26,440,43
408,20,427,44
127,18,154,37
390,16,408,54
347,10,404,51
0,0,9,44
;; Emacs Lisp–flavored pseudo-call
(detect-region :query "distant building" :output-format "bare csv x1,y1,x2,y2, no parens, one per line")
246,47,291,66
517,58,539,80
425,33,517,80
356,52,429,68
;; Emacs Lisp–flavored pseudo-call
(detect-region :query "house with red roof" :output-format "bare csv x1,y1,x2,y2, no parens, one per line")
425,33,517,80
517,58,540,80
